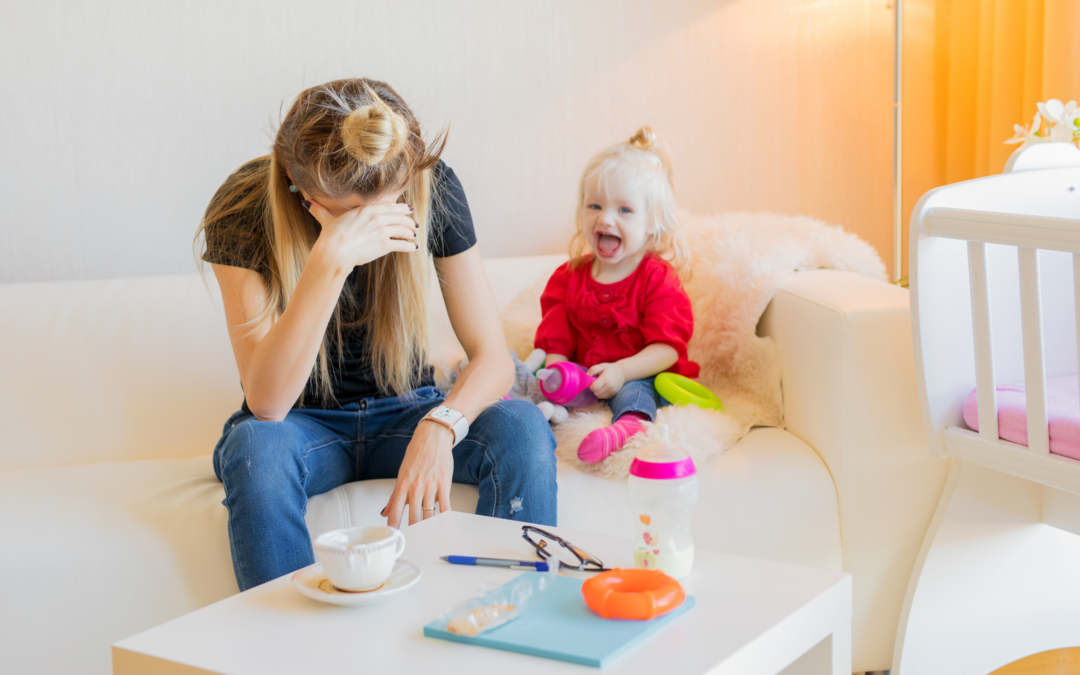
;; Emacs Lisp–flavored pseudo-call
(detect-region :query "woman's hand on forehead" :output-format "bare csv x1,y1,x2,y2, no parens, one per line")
304,195,419,273
303,189,407,219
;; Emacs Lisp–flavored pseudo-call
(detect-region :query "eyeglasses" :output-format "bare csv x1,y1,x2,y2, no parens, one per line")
521,525,608,572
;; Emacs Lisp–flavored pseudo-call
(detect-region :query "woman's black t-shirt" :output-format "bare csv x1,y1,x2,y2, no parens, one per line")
202,159,477,410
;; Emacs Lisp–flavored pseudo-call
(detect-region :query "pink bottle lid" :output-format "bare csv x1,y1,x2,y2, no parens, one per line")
629,457,697,480
629,425,697,479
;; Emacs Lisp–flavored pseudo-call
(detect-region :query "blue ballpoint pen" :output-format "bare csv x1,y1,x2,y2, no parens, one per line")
440,555,552,572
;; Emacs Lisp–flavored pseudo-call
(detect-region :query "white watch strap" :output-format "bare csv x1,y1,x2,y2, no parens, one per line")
426,406,469,447
450,413,469,447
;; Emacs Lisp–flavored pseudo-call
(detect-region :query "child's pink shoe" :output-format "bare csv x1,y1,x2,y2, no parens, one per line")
577,414,647,463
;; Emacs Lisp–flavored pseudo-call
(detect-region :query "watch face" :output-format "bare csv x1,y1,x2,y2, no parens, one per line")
432,407,455,423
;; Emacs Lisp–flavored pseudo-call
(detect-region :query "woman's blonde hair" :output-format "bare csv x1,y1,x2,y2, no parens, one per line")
197,78,446,401
569,126,689,276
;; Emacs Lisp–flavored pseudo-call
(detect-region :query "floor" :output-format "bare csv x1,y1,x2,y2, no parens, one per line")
859,649,1080,675
991,648,1080,675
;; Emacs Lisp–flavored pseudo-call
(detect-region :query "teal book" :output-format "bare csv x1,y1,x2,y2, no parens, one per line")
423,574,695,668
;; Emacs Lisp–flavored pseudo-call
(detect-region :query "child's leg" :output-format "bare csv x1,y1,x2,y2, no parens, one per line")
609,377,665,422
577,378,663,463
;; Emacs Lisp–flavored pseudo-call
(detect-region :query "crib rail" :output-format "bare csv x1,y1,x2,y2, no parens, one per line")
927,207,1080,253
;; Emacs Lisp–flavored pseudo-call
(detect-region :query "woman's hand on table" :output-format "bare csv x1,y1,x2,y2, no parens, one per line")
304,200,419,273
382,420,455,528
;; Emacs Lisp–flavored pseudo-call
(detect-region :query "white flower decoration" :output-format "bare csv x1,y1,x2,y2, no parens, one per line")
1005,111,1046,148
1036,99,1066,123
1061,106,1080,142
1035,99,1079,143
1007,99,1080,149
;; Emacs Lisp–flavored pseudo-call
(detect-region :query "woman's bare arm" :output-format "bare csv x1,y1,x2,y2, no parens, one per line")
212,260,349,421
437,248,515,420
381,247,515,527
214,199,418,421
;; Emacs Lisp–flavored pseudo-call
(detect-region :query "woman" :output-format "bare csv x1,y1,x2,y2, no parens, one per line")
198,78,557,591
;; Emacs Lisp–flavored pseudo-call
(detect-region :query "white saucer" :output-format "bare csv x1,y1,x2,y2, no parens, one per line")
292,560,421,607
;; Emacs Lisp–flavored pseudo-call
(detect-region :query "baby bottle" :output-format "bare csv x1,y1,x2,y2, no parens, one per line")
627,425,699,579
536,362,598,408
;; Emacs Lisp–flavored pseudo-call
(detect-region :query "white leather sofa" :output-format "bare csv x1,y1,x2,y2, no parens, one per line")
0,255,948,674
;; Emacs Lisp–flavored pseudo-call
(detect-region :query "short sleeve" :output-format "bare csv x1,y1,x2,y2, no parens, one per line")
534,263,576,358
201,213,266,276
429,161,477,258
200,159,271,278
640,264,697,375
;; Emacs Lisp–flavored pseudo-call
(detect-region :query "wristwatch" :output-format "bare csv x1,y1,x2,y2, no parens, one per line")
422,406,469,447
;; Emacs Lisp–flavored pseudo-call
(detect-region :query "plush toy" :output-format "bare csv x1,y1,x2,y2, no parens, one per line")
510,349,569,424
448,348,569,424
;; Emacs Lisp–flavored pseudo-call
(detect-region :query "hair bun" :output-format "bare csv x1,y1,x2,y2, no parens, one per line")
341,100,409,165
627,124,674,190
629,126,658,151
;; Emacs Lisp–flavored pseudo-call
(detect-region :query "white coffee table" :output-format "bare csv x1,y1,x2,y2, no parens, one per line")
113,512,850,674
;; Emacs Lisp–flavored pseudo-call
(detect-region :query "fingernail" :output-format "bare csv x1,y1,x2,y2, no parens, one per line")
301,200,311,211
413,221,419,229
414,243,419,249
413,232,417,238
408,205,414,213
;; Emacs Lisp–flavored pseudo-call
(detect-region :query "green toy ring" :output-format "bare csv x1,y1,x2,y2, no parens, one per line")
655,373,723,411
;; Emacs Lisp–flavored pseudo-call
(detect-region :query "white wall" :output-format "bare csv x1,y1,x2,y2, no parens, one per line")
0,0,895,283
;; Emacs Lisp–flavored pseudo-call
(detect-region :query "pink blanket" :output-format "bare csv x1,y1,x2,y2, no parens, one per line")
963,375,1080,461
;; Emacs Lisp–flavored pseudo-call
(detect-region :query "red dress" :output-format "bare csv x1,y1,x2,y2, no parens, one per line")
534,254,699,378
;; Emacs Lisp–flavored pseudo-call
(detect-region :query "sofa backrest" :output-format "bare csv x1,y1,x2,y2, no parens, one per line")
0,255,565,471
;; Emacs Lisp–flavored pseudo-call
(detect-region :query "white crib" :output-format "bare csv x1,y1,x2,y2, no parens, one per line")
896,153,1080,674
913,163,1080,490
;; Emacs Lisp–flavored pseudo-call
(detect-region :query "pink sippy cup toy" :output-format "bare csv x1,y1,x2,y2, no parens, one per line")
536,362,598,408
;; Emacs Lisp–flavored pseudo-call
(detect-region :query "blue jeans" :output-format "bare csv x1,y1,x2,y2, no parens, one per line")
604,377,670,422
212,387,557,590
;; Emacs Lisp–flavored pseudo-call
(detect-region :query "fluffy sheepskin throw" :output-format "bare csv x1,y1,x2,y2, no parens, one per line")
498,210,887,479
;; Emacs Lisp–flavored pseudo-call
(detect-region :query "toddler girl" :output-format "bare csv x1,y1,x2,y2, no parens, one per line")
535,126,698,463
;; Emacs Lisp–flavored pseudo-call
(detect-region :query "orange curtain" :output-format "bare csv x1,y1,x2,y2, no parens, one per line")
900,0,1078,277
937,0,1044,183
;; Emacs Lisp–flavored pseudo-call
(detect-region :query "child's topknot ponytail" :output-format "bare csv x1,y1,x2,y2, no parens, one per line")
628,125,675,194
628,126,658,150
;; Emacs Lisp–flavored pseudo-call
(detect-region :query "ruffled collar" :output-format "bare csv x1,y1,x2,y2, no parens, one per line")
581,252,652,291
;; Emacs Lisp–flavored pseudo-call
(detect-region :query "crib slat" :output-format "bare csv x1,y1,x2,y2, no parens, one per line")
1018,247,1050,455
967,242,998,440
1075,254,1080,412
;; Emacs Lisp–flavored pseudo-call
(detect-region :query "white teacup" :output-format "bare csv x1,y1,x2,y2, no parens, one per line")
313,526,406,592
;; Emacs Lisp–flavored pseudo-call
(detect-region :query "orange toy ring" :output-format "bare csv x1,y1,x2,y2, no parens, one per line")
581,568,685,620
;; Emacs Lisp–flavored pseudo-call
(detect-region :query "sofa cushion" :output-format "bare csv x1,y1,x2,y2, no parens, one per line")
558,427,841,570
0,426,839,675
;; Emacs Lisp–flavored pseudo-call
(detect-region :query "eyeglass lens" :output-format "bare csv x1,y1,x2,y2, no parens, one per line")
526,529,602,569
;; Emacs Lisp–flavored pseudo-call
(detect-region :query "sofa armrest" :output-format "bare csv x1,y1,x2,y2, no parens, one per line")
758,269,950,672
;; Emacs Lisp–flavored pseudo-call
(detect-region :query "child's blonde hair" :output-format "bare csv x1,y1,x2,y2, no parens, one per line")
569,126,689,276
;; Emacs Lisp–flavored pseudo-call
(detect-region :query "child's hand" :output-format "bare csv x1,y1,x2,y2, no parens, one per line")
588,362,626,399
